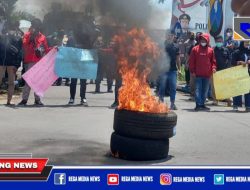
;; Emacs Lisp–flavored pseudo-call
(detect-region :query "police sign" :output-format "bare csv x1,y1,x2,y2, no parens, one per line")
234,17,250,41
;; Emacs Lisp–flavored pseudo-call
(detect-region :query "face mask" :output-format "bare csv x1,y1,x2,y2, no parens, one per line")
216,42,223,48
201,42,207,47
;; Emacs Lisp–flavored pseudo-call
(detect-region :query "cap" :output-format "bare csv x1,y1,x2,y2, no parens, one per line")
179,14,191,22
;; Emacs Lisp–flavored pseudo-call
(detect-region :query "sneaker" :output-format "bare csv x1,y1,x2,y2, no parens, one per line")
6,102,15,107
194,106,202,111
34,100,44,106
18,100,27,106
81,98,88,107
68,98,75,105
107,89,113,93
56,82,62,86
233,106,239,112
170,104,178,110
212,101,219,106
65,82,70,86
201,105,210,111
189,97,195,101
110,102,118,109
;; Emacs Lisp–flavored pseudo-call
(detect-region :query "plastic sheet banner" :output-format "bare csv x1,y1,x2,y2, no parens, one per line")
22,48,58,97
2,166,250,189
213,65,250,100
55,47,98,80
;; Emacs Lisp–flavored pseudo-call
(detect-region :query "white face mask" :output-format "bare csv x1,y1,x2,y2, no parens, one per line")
201,42,207,47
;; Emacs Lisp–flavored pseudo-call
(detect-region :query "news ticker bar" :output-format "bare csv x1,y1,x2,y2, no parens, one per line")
42,167,250,189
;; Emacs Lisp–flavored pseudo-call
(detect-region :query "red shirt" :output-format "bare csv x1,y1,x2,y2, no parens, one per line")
189,34,217,78
23,32,50,64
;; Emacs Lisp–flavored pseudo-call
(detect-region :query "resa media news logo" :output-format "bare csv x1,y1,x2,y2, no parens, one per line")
54,173,66,185
107,174,119,185
160,173,172,185
234,17,250,41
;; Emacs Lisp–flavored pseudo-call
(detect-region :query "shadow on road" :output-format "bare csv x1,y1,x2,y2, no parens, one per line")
15,138,173,165
12,105,110,109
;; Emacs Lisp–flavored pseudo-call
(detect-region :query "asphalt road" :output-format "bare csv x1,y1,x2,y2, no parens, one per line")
0,83,249,166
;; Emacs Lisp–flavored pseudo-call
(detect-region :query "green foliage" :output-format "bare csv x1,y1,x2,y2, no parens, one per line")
11,11,36,22
0,0,36,22
178,65,186,82
0,0,18,18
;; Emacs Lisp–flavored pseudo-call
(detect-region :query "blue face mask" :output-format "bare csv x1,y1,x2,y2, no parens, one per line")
216,42,223,48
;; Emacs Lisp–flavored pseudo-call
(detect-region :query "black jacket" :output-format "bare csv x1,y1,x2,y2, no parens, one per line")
165,42,180,71
0,31,23,68
214,46,230,71
232,42,250,75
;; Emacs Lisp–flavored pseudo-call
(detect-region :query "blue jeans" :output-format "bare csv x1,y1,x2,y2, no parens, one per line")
195,77,210,106
233,93,250,108
159,71,177,104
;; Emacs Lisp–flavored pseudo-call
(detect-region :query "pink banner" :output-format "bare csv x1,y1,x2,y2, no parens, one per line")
23,48,58,97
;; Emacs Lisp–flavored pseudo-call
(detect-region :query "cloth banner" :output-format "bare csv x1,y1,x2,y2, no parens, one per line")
171,0,208,33
55,47,98,80
23,48,58,97
213,65,250,100
208,0,234,45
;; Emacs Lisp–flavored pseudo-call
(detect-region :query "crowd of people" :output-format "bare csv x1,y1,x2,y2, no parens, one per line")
0,15,249,112
159,28,250,112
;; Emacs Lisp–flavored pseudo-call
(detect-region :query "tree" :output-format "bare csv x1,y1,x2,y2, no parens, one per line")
0,0,18,19
0,0,36,22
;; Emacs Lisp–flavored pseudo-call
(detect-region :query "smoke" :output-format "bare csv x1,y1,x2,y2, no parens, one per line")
15,0,90,18
148,1,172,29
15,0,170,29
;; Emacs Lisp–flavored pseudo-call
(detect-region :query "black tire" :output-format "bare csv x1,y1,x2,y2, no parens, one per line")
113,109,177,140
110,132,169,161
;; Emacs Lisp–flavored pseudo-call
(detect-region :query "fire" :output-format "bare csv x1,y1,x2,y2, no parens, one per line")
113,28,169,113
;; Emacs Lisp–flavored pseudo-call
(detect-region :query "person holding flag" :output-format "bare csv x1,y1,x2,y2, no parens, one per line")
18,19,50,106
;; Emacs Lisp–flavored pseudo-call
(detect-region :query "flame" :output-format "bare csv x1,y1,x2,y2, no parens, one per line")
113,28,169,113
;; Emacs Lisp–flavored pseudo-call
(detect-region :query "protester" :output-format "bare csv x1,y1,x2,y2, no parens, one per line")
158,31,181,110
186,32,203,101
0,21,23,105
18,19,50,106
47,29,70,86
68,31,88,106
184,32,196,88
212,35,232,106
231,41,250,112
189,33,217,111
94,36,114,93
110,26,127,109
214,36,231,71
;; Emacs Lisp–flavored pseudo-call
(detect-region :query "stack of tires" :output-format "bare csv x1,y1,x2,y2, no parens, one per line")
110,109,178,161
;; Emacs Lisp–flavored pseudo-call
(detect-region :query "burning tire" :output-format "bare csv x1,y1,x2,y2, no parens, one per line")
110,132,169,161
113,109,177,140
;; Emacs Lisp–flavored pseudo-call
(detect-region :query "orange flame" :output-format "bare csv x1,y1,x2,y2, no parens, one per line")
113,28,169,113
